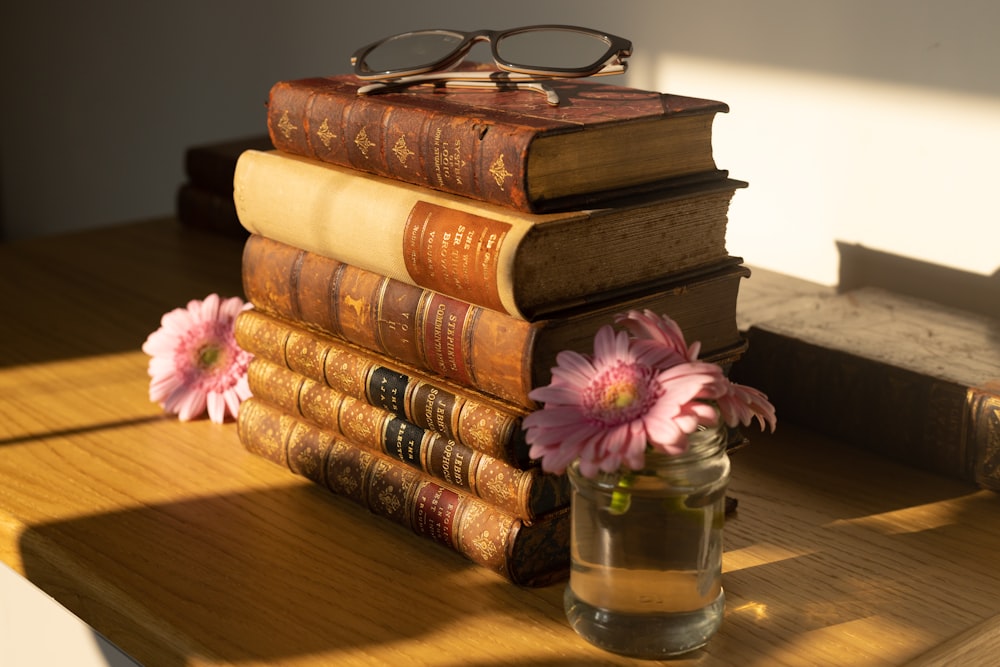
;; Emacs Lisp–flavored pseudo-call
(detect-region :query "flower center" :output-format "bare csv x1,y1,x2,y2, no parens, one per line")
583,360,656,425
198,343,222,369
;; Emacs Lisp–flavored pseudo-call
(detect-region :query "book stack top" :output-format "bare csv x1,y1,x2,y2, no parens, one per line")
265,73,730,213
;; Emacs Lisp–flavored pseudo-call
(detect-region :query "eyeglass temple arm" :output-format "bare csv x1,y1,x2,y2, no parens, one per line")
357,78,562,106
358,64,624,85
355,63,627,106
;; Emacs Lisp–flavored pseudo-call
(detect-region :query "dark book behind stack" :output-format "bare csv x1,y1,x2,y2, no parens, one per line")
731,287,1000,490
176,134,272,238
230,72,756,585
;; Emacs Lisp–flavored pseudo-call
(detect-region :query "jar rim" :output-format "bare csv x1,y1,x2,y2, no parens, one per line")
567,421,729,492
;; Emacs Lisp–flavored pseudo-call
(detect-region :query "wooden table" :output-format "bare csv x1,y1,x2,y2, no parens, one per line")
2,219,999,666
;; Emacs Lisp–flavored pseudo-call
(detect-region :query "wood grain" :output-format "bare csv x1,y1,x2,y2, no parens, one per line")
1,219,999,666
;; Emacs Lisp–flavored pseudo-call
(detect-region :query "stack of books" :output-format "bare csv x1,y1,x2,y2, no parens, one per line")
231,73,751,586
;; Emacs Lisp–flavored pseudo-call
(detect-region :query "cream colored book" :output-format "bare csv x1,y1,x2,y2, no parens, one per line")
233,149,743,320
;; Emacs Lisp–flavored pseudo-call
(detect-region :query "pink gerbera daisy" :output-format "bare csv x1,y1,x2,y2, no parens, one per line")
524,312,777,477
523,325,725,477
142,294,253,423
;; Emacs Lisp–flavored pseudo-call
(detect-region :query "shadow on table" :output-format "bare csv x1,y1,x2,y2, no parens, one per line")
18,482,567,667
716,489,1000,664
715,422,1000,663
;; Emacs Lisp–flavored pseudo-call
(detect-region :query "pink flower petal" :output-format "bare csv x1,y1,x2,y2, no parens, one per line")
717,382,777,431
527,383,586,407
615,310,699,365
206,392,227,424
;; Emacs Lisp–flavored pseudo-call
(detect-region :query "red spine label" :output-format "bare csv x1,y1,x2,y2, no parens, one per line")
403,201,508,313
412,483,461,547
420,293,474,387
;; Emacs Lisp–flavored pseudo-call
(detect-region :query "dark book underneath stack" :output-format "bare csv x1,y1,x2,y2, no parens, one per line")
229,72,756,586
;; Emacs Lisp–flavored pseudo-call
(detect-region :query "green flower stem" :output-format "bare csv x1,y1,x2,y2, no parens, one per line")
608,472,635,514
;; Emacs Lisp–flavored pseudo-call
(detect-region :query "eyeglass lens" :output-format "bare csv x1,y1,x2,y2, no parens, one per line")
364,30,465,73
495,29,612,70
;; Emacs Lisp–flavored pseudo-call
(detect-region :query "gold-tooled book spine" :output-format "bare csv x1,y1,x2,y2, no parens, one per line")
246,358,568,520
268,77,533,212
971,384,1000,491
234,308,532,467
241,233,535,406
236,397,569,585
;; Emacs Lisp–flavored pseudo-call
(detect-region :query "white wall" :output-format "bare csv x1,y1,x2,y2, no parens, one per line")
2,1,997,287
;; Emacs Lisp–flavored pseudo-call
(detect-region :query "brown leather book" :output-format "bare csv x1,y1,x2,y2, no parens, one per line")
237,397,570,586
266,73,728,212
234,149,744,320
246,358,568,520
235,308,534,467
240,234,749,409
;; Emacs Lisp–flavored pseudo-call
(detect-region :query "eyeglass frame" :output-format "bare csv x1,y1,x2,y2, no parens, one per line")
349,25,632,105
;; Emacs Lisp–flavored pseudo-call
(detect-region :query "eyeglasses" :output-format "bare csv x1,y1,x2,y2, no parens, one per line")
350,25,632,105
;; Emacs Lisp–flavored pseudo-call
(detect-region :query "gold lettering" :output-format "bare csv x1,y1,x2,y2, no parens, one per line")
423,228,437,279
441,439,453,482
451,445,466,486
453,138,464,185
423,388,438,429
432,303,447,363
435,403,448,433
445,313,459,373
394,424,408,461
433,127,444,186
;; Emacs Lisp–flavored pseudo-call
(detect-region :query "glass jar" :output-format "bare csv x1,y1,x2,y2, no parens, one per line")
563,423,730,658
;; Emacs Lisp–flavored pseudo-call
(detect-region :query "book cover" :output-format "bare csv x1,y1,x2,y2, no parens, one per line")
237,397,570,586
240,234,749,409
246,357,569,519
267,73,728,212
233,148,744,320
731,287,1000,489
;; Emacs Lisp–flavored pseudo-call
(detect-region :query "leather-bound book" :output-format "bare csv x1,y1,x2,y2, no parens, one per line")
237,397,570,587
240,234,749,409
266,73,728,212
